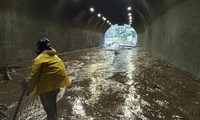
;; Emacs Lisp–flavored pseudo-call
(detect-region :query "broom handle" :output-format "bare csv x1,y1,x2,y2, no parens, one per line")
12,86,27,120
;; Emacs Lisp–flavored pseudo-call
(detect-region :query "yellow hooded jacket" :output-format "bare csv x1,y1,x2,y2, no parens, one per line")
27,48,71,95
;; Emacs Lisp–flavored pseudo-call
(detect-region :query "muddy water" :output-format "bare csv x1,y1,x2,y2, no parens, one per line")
1,45,200,120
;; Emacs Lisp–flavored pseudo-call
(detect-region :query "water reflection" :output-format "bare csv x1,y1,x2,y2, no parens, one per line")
72,98,85,116
18,98,46,120
1,45,200,120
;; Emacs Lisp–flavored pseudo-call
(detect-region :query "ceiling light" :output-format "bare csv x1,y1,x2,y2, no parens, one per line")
127,7,131,11
90,7,94,12
102,17,106,21
97,13,101,17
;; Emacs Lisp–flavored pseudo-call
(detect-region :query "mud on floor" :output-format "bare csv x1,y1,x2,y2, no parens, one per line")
1,46,200,120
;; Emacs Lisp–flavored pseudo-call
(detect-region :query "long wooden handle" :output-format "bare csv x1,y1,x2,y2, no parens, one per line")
12,86,27,120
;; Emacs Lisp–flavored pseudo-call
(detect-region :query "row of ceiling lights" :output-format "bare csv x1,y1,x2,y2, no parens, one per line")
89,7,112,26
127,6,132,25
89,6,132,26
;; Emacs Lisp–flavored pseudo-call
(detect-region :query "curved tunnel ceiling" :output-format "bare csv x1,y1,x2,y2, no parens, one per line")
1,0,185,33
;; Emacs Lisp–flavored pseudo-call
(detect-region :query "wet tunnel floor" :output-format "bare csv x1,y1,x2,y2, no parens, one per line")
1,46,200,120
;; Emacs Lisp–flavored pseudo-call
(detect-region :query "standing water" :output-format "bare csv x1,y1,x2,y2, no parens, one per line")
1,45,200,120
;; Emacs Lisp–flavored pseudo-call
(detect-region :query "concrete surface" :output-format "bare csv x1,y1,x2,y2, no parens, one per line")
0,0,200,80
138,0,200,79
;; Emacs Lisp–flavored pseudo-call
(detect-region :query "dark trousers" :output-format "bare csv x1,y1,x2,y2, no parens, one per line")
40,89,60,120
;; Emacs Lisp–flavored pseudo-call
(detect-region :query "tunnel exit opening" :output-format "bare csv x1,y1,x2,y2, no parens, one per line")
104,24,137,47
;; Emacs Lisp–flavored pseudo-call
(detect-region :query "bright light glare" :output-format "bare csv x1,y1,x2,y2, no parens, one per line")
127,7,131,11
90,7,94,12
129,16,132,20
128,13,132,16
102,17,106,21
97,13,101,17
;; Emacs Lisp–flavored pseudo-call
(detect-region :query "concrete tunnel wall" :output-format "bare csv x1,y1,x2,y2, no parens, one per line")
1,0,200,80
137,0,200,79
0,4,104,67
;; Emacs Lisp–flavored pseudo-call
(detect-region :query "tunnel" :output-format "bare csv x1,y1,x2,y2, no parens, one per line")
0,0,200,119
0,0,200,79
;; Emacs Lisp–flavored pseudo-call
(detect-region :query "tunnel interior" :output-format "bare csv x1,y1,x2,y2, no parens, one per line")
0,0,186,32
1,0,200,119
0,0,200,79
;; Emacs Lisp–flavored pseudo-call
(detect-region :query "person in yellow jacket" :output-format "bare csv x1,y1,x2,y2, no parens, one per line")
26,38,71,120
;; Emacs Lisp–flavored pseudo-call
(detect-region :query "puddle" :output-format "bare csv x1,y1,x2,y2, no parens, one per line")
0,46,200,119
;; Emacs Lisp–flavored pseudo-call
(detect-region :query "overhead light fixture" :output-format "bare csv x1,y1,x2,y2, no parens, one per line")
97,13,101,17
102,17,106,21
128,13,132,16
90,7,94,12
129,16,132,20
127,7,131,11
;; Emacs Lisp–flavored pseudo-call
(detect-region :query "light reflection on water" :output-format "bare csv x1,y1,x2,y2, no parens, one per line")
72,98,85,116
18,98,46,120
84,48,148,119
2,46,200,119
18,86,66,120
11,46,150,119
120,49,148,120
85,49,115,106
123,86,149,120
